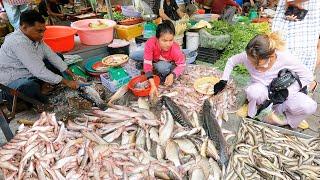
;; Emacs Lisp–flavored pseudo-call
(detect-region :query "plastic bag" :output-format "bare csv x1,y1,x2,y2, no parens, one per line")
199,29,231,50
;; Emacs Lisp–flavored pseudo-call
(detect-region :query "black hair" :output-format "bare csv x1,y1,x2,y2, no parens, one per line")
20,10,45,26
156,20,175,38
245,32,285,65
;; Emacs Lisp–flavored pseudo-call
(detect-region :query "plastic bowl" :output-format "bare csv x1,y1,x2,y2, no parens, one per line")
128,75,160,97
71,19,116,45
44,26,77,52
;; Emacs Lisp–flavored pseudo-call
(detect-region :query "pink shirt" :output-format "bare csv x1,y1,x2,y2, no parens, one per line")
222,51,313,93
143,36,186,77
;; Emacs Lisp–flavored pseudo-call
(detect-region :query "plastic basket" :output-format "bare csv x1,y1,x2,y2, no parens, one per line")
100,73,130,93
196,47,221,64
182,49,198,64
100,63,141,92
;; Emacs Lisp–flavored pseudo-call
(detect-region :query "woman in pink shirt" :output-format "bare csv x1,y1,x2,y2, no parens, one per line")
130,20,186,98
214,32,317,128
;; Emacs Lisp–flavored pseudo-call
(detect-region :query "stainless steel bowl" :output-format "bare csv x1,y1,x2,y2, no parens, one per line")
142,14,158,21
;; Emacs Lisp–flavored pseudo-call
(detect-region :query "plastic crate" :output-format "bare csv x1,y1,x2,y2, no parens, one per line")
108,67,128,80
196,47,222,64
100,73,131,93
115,23,143,41
123,63,141,78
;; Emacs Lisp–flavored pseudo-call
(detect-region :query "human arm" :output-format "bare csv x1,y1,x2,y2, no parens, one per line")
221,52,247,81
225,0,242,13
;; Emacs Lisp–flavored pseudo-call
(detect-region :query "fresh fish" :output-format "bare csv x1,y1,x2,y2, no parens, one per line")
159,110,174,146
174,139,198,155
107,85,128,106
165,140,181,167
79,86,107,110
191,167,206,180
202,99,229,168
161,96,193,128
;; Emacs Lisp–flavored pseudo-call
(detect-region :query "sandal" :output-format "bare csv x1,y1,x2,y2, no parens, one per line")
309,80,318,96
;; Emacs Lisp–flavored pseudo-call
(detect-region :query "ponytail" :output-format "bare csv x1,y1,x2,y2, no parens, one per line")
266,32,285,51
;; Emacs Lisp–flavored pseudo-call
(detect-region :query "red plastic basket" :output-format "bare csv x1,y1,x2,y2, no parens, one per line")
128,75,160,97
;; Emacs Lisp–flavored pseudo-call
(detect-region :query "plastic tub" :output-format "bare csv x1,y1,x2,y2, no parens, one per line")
174,34,184,48
128,75,160,97
182,49,198,64
71,19,116,45
186,32,199,51
44,26,77,52
121,6,141,17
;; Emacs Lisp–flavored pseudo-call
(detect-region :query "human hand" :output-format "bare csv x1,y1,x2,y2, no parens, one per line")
164,73,174,87
237,6,242,14
62,80,79,90
213,80,227,95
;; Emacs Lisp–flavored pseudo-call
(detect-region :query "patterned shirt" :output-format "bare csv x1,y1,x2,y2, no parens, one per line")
272,0,320,72
0,29,67,85
143,36,186,78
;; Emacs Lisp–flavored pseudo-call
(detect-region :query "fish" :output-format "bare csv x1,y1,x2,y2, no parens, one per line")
174,139,198,155
159,110,174,146
107,85,128,106
79,86,108,110
165,140,181,167
161,96,193,128
202,99,229,168
191,167,206,180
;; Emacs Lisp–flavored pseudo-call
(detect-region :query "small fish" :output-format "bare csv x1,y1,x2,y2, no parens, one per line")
161,96,193,128
191,167,205,180
107,85,128,106
79,86,107,110
165,140,181,167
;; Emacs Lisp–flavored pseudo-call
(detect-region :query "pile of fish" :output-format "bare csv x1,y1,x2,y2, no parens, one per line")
0,98,230,179
226,119,320,179
159,64,237,124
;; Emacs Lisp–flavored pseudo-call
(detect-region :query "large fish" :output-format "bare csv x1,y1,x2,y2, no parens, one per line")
79,86,108,110
161,96,193,128
202,99,229,168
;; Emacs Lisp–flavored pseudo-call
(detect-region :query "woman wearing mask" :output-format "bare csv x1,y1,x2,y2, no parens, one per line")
214,32,317,128
130,20,186,98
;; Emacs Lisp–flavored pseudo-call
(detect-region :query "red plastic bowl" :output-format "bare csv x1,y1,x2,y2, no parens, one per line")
44,26,77,53
128,75,160,97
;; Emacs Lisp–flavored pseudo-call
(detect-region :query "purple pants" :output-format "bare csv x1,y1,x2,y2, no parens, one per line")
245,83,317,128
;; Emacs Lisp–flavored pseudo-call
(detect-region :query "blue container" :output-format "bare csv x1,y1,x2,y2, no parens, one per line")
236,0,243,6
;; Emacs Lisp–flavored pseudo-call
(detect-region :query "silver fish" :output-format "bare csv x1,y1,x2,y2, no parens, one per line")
79,86,107,110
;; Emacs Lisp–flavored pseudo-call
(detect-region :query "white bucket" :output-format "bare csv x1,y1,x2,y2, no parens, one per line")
174,34,184,48
186,32,199,51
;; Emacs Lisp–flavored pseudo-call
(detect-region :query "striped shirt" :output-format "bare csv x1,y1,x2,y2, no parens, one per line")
272,0,320,72
143,36,186,78
0,29,68,85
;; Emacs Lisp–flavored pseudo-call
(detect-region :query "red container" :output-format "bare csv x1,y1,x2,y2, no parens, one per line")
197,9,205,14
128,75,160,97
44,26,77,53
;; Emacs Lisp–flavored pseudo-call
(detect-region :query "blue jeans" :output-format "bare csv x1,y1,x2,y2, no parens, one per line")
2,1,29,30
130,50,174,78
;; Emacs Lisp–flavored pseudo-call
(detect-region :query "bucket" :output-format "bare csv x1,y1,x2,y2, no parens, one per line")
174,34,184,48
44,26,77,52
186,32,199,51
71,19,116,45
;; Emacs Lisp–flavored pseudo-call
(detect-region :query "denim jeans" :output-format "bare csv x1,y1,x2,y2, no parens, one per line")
130,50,174,78
2,1,29,30
1,54,65,105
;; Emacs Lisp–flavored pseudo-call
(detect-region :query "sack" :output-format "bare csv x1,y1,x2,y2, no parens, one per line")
268,68,302,104
5,0,31,6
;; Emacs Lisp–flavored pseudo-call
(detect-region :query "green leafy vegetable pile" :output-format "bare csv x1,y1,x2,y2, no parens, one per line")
206,21,270,75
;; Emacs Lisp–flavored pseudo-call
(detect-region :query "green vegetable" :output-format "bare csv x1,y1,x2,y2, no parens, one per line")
207,21,270,75
112,11,126,22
